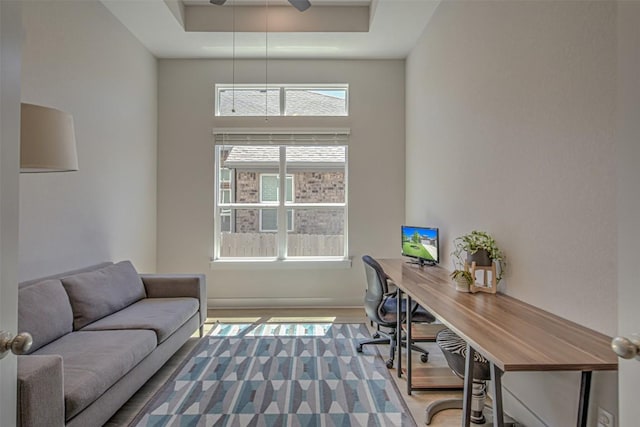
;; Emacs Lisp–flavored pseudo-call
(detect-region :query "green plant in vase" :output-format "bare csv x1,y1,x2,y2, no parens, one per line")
451,230,506,282
450,269,473,292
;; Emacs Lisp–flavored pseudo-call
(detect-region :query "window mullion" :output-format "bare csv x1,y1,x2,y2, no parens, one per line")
280,86,285,116
343,146,349,259
213,146,221,260
230,169,235,231
277,146,287,259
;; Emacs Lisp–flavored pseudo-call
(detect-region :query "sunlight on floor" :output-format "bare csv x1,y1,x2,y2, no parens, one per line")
266,316,337,323
209,323,255,336
246,323,333,337
196,315,340,337
206,316,261,323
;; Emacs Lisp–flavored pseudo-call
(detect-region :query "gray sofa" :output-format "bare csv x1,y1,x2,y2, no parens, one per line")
16,261,206,427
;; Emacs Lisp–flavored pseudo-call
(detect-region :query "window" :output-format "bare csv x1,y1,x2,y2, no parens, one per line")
216,84,348,117
259,174,294,232
218,88,280,117
213,132,348,261
284,88,348,116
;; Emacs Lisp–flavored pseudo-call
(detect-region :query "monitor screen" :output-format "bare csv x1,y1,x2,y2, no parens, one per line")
401,225,439,266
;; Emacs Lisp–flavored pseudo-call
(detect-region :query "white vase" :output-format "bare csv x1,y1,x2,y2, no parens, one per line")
454,277,471,292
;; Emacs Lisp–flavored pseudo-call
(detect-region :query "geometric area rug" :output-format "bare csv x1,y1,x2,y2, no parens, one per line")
129,323,417,427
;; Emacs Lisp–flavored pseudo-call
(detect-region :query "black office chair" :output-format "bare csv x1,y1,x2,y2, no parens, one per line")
357,255,435,368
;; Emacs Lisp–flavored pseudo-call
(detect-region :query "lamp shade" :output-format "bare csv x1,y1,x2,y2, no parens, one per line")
20,103,78,173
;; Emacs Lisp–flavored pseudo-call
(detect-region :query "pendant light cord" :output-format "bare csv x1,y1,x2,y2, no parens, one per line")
232,0,236,113
265,0,269,122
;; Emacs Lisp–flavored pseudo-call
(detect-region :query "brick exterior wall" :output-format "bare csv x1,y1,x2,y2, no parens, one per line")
234,172,259,233
295,172,344,203
236,172,259,203
233,171,345,234
294,172,345,235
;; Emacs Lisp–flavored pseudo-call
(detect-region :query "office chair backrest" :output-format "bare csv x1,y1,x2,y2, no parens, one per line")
362,255,390,325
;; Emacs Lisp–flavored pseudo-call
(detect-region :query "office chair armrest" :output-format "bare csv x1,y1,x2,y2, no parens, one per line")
386,276,398,295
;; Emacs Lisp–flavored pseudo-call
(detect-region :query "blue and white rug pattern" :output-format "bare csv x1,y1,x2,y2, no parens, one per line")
131,323,416,427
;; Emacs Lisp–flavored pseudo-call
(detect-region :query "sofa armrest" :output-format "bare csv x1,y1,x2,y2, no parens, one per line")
140,274,207,328
18,355,64,427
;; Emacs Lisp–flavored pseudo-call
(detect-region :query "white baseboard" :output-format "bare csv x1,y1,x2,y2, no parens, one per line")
207,297,362,309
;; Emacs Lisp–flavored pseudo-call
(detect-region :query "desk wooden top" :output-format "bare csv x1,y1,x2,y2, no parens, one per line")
378,258,618,372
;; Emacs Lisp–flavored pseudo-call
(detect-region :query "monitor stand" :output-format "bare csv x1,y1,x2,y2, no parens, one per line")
407,259,436,267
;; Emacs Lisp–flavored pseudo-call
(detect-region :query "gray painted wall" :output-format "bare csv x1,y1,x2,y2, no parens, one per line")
19,0,158,281
406,1,617,425
157,59,405,307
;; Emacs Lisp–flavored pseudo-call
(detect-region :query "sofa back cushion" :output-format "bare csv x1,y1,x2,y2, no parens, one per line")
18,279,74,353
61,261,147,330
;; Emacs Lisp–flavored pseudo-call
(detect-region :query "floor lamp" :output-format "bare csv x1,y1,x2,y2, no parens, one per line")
3,103,80,357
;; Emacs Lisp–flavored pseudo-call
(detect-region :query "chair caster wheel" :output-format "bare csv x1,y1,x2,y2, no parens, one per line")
420,354,429,363
356,345,363,353
373,333,380,339
386,359,394,369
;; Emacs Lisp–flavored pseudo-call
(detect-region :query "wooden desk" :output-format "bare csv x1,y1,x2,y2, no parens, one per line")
377,258,617,427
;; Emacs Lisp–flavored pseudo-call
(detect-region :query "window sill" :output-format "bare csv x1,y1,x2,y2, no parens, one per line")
210,257,352,270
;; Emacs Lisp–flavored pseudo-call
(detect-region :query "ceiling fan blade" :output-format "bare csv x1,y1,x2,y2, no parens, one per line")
288,0,311,12
209,0,227,5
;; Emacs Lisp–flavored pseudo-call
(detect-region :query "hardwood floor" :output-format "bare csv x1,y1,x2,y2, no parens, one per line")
105,308,463,426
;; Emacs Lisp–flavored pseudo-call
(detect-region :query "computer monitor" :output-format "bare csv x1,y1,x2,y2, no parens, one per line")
401,225,439,266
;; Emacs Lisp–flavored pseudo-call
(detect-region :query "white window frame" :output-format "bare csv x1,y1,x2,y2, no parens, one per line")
213,133,349,265
219,167,234,232
259,173,294,233
215,84,349,117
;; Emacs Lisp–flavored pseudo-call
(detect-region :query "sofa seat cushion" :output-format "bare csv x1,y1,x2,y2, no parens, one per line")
61,261,147,330
80,297,199,344
33,329,156,420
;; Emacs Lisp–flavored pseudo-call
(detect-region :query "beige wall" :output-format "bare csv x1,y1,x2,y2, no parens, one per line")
157,59,405,307
19,0,158,281
406,1,617,425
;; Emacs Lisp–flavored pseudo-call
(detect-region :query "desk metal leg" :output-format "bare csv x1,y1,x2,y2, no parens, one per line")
490,363,505,427
462,344,476,427
406,293,413,395
577,371,592,427
396,288,402,378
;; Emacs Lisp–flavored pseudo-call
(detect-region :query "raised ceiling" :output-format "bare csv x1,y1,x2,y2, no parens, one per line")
101,0,440,59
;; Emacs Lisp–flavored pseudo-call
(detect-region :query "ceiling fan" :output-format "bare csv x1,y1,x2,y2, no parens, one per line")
209,0,312,12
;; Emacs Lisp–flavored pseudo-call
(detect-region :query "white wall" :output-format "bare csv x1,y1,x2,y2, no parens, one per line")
406,1,617,426
616,2,640,425
157,59,405,307
19,0,158,281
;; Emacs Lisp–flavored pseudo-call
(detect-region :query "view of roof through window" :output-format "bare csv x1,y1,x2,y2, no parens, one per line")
224,146,346,167
216,85,348,117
